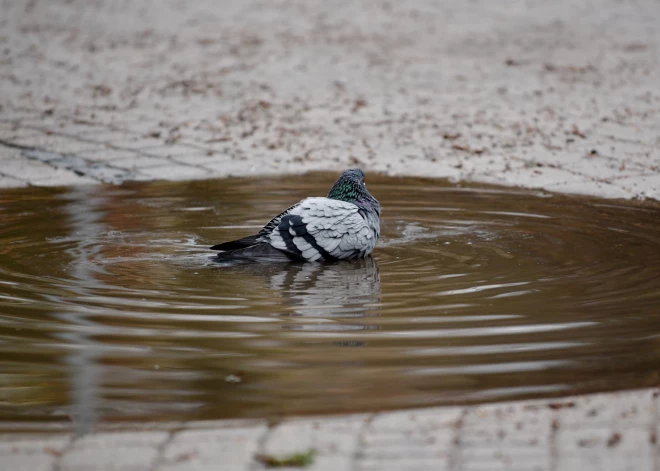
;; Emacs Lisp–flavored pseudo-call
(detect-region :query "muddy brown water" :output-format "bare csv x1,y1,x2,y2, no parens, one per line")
1,173,660,431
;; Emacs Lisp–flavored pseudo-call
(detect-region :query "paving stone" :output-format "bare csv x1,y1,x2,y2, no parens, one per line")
457,404,550,470
543,180,634,199
74,148,152,164
654,422,659,471
0,435,71,471
461,403,553,447
178,418,266,430
105,137,163,151
2,132,104,154
73,431,169,449
353,408,460,471
136,164,213,181
101,155,165,169
555,427,652,471
72,129,145,144
0,175,28,187
29,172,99,187
158,425,265,470
259,415,366,471
356,457,449,471
138,145,212,158
167,154,221,166
16,150,130,185
0,121,19,131
0,434,71,455
557,390,655,428
0,126,43,142
616,173,660,200
61,447,160,471
0,145,22,161
461,452,550,471
201,159,273,175
368,407,462,433
1,155,71,182
60,431,168,471
0,453,59,471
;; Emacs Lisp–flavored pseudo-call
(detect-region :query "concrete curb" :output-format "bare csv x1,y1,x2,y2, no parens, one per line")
2,388,658,470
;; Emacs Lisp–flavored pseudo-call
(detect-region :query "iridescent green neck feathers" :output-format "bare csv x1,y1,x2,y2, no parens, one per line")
327,169,379,213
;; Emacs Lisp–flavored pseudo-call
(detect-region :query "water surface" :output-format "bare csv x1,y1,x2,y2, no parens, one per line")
2,174,660,430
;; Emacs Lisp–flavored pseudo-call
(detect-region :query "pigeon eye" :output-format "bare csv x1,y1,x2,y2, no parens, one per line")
361,178,366,185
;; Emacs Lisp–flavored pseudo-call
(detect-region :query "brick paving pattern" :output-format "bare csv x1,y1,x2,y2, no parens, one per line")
1,389,658,470
0,0,659,198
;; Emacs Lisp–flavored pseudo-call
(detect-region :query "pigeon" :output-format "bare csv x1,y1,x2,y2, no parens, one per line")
210,169,381,262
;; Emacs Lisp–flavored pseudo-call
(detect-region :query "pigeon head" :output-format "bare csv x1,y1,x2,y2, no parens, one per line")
327,169,379,211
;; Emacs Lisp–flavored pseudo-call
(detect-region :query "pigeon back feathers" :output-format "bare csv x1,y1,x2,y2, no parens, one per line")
266,198,378,261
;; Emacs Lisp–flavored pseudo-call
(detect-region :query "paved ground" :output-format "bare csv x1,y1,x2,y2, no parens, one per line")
2,388,659,471
2,1,660,470
0,0,659,198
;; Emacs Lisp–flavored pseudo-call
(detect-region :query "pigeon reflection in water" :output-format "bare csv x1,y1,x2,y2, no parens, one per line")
222,257,380,340
269,257,380,320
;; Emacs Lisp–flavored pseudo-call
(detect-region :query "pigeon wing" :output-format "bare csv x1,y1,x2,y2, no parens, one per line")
266,198,377,261
258,201,302,237
210,201,302,251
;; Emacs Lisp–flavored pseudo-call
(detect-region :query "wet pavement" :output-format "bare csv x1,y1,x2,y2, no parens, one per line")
1,0,659,199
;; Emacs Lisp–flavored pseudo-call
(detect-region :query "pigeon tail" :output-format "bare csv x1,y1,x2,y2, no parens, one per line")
210,234,260,251
214,243,305,262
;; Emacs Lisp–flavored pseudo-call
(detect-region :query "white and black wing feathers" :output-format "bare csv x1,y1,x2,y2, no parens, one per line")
258,201,302,236
265,197,378,261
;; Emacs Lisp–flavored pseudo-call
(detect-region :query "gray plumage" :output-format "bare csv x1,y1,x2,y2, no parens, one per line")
210,169,381,262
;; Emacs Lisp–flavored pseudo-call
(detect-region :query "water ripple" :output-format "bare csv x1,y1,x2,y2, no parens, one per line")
1,174,660,428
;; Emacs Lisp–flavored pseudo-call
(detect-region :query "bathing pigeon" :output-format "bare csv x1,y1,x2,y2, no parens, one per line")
210,169,381,261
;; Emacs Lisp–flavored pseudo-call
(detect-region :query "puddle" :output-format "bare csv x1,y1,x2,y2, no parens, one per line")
1,173,660,430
